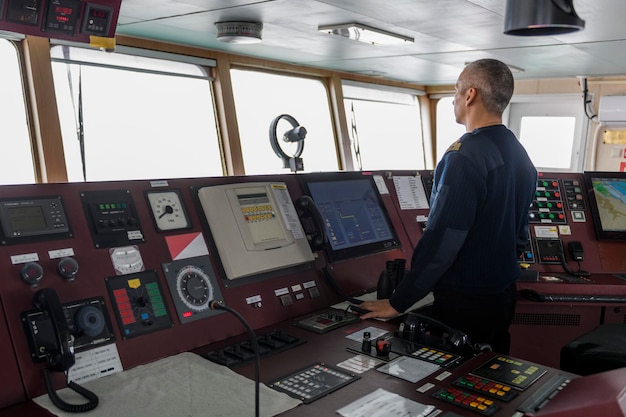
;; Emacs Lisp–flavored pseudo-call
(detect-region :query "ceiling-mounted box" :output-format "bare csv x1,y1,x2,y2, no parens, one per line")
0,0,121,46
598,95,626,127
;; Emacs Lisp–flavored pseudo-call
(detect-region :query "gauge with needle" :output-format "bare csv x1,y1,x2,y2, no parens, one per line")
146,190,191,231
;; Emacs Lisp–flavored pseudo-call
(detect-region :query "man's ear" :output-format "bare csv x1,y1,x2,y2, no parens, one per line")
465,87,477,106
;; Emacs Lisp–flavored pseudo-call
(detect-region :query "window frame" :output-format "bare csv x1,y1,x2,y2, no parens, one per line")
0,37,38,184
506,94,589,172
229,67,341,175
49,44,225,182
341,79,427,171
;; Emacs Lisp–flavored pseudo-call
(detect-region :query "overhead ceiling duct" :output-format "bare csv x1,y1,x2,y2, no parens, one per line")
504,0,585,36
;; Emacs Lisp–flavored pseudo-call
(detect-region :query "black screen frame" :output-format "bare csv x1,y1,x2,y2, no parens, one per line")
583,171,626,241
298,171,401,262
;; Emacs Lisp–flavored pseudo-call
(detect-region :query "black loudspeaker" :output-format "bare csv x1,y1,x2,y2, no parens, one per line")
504,0,585,36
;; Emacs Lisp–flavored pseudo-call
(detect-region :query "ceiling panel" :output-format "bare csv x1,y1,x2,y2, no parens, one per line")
114,0,626,86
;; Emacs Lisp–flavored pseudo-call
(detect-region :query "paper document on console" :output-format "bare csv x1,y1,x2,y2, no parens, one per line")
337,388,434,417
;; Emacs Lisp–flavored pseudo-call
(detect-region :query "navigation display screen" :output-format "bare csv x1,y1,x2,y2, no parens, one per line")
584,171,626,240
8,206,47,231
299,172,400,262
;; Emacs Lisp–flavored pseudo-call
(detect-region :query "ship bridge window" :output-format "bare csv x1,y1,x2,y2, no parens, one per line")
507,95,586,172
436,94,586,173
435,97,467,164
342,80,426,171
0,39,36,185
230,69,339,175
50,45,223,182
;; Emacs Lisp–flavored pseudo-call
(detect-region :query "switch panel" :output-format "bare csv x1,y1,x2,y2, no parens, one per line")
529,179,566,224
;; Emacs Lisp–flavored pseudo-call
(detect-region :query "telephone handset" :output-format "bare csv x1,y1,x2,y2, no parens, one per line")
559,241,590,277
295,195,327,251
34,288,76,372
568,241,584,261
33,288,99,412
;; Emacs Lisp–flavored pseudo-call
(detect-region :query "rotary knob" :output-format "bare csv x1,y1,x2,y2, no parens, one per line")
57,257,79,281
21,262,44,286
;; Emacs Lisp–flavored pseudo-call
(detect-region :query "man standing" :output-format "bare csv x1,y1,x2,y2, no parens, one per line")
360,59,537,354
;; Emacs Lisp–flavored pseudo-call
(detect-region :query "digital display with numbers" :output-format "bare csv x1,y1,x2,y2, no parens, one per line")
81,3,112,36
0,0,120,43
42,0,80,35
89,7,107,19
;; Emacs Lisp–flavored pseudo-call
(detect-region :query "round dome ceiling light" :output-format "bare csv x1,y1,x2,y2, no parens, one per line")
215,21,263,44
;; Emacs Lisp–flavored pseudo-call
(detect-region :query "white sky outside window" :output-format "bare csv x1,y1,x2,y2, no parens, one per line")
0,39,36,184
343,85,425,171
507,97,585,172
230,69,339,175
51,46,223,182
519,116,576,169
435,97,467,164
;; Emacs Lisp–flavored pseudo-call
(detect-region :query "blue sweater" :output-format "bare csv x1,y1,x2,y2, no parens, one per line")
390,125,537,313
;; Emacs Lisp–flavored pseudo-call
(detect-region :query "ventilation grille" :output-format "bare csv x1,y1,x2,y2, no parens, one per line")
512,313,580,326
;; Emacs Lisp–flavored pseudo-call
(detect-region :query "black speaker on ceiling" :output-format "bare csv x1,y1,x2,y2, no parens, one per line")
504,0,585,36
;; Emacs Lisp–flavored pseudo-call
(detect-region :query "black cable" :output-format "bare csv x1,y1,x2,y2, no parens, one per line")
43,368,99,413
322,266,363,305
210,301,260,417
349,101,363,171
581,77,598,122
559,252,590,277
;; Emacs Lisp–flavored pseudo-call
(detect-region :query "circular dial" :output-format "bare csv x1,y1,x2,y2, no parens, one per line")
21,262,44,286
176,265,213,312
147,190,190,231
109,246,144,275
57,257,79,280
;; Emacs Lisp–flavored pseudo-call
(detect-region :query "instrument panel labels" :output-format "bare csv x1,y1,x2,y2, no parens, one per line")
10,253,39,264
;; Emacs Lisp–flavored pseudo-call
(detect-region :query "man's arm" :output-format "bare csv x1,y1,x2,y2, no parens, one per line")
389,150,487,313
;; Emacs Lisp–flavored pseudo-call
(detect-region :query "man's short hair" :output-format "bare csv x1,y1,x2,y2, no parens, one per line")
462,59,514,115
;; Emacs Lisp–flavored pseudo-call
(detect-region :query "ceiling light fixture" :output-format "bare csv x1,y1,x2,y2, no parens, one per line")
504,0,585,36
318,23,413,46
215,21,263,44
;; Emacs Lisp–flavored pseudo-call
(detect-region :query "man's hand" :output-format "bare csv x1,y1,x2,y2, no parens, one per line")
358,299,401,320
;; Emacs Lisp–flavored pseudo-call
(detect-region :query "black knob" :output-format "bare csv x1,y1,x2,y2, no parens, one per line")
21,262,44,286
361,332,372,352
57,257,79,280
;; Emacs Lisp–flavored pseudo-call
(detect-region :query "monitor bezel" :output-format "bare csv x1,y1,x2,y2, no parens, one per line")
298,171,401,262
583,171,626,241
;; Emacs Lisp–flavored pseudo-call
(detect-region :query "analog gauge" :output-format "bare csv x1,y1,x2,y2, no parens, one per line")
146,190,190,232
175,265,213,312
109,246,144,275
